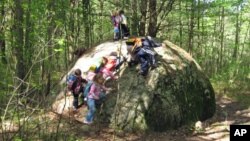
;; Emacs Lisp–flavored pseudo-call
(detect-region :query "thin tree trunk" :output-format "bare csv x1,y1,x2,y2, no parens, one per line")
0,0,7,64
233,6,240,60
139,0,147,36
82,0,90,48
178,0,183,47
201,0,207,70
24,0,32,68
197,0,201,57
14,0,25,92
148,0,157,37
212,20,218,75
188,0,195,56
240,21,250,58
219,6,225,68
45,0,56,96
131,0,138,36
99,0,104,41
75,1,80,49
70,0,76,49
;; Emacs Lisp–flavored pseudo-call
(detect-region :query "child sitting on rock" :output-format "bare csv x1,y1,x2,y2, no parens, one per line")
126,37,158,76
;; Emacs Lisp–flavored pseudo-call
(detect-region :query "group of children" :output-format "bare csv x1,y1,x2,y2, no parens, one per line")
67,52,125,125
111,10,130,41
66,36,161,125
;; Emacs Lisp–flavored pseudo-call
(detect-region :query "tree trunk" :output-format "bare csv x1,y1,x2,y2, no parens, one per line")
24,0,33,69
131,0,138,36
139,0,147,36
99,0,104,41
212,20,218,75
0,1,7,64
45,0,56,96
148,0,157,37
233,6,240,60
70,0,76,49
197,0,201,57
14,0,26,92
201,0,206,71
82,0,90,48
178,0,183,47
219,6,225,68
240,21,250,58
188,0,195,56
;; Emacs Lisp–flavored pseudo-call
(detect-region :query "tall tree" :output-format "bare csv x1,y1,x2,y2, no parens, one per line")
131,0,138,36
233,5,240,59
178,0,183,47
188,0,195,55
0,0,7,64
219,6,225,68
82,0,90,48
13,0,25,92
148,0,157,37
24,0,33,68
139,0,147,36
99,0,104,40
45,0,56,95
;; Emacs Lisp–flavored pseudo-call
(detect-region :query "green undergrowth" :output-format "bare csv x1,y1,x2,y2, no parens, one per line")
211,79,250,108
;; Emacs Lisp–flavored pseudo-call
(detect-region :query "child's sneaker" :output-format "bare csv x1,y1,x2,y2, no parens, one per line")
83,119,93,125
73,106,77,111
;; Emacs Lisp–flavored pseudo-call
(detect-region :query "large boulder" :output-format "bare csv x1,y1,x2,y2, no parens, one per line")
53,40,216,132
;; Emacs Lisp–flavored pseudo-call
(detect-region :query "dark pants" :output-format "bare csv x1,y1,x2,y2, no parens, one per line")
142,36,161,48
135,47,157,76
72,92,84,109
115,56,125,70
142,47,157,67
121,24,130,37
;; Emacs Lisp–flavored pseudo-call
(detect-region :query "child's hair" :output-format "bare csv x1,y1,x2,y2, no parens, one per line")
109,51,117,56
119,10,124,15
93,73,105,84
89,65,96,72
74,69,82,76
102,57,108,65
112,10,118,16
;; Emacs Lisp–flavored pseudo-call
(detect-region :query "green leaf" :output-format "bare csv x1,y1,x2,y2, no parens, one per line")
57,39,65,46
53,48,63,52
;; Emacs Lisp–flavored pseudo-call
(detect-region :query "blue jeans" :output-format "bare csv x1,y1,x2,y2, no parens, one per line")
85,98,96,123
136,49,150,75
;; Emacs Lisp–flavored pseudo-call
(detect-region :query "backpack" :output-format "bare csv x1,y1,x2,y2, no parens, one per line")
83,82,106,105
66,74,77,90
89,57,106,73
83,81,93,98
66,74,81,94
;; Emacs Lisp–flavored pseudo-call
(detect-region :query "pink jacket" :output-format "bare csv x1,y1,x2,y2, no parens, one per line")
88,83,106,100
100,67,115,79
86,71,96,81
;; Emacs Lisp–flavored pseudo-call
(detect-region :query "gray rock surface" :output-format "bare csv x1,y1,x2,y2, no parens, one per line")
53,40,216,132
